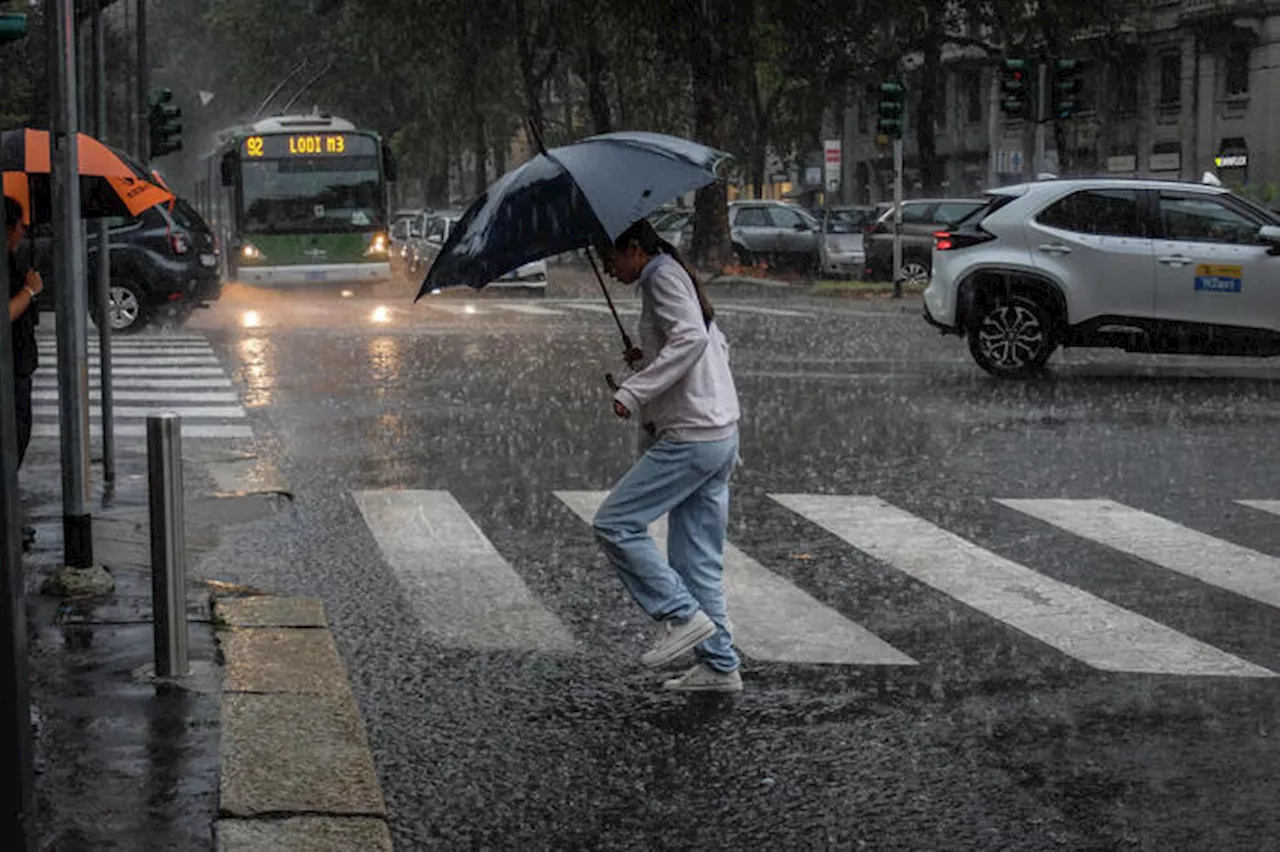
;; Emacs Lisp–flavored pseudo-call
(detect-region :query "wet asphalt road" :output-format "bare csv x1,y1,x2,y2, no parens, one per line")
190,280,1280,850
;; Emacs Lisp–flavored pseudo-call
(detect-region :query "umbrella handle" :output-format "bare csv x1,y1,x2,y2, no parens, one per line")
585,247,634,353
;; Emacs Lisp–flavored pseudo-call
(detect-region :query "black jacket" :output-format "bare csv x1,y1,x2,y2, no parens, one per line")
9,252,37,377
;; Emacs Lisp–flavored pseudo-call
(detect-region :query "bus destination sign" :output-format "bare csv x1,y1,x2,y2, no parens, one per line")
243,133,361,158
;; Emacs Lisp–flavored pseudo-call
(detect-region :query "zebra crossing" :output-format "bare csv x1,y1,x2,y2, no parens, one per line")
31,331,254,441
354,488,1280,679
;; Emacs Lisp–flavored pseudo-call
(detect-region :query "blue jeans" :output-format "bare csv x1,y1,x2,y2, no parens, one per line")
592,430,741,673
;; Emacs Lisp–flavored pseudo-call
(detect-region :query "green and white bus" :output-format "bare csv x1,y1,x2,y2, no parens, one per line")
195,112,397,293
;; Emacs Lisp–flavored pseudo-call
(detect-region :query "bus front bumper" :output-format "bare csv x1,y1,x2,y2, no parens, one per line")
236,262,392,287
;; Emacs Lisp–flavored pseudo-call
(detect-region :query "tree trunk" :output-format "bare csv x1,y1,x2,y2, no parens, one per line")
583,42,612,134
472,112,488,196
913,20,943,194
751,146,766,199
514,0,550,141
687,6,734,272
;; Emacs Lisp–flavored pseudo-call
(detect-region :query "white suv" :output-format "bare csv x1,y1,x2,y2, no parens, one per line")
923,178,1280,378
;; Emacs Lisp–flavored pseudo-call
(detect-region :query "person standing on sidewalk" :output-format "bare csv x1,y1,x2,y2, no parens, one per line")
592,218,743,693
7,197,43,550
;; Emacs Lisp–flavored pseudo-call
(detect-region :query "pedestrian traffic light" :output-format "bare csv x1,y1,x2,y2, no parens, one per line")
0,13,27,43
876,82,905,139
1050,58,1083,120
999,58,1030,119
148,88,183,158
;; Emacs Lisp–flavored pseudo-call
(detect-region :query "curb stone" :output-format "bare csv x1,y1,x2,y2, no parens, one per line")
213,595,391,851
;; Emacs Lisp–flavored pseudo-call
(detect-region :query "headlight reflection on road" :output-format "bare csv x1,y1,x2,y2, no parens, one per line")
464,304,477,315
371,305,392,324
242,310,263,328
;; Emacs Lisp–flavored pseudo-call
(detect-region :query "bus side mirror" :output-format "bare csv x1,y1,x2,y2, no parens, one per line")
382,142,398,183
220,151,236,187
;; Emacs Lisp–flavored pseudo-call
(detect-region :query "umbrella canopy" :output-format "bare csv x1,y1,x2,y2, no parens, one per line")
0,128,174,224
417,131,730,299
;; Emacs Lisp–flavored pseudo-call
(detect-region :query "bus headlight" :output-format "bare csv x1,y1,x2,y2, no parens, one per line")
241,242,263,260
365,233,388,256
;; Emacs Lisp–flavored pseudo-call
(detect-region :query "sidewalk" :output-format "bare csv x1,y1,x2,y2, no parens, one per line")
19,434,389,850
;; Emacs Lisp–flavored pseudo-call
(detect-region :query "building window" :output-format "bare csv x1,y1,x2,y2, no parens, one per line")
1225,45,1250,96
1160,53,1181,107
965,71,982,124
1111,60,1139,115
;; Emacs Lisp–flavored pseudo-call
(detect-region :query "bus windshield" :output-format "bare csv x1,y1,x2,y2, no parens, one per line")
240,155,382,234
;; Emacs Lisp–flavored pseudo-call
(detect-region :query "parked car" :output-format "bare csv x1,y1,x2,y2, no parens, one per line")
922,178,1280,378
864,197,985,284
814,206,877,278
26,198,221,334
652,208,693,250
389,209,422,281
417,211,548,293
728,200,820,271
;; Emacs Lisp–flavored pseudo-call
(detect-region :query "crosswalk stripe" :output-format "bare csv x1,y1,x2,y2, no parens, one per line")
35,356,221,367
33,377,234,390
32,423,253,439
81,366,227,377
37,336,210,347
555,490,916,666
772,495,1273,677
1000,499,1280,611
560,303,613,315
427,303,488,316
489,303,565,316
32,404,246,419
354,490,577,654
716,304,814,319
1237,500,1280,518
31,390,241,403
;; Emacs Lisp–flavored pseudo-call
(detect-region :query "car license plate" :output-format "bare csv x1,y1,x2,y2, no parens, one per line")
199,253,217,268
306,271,327,282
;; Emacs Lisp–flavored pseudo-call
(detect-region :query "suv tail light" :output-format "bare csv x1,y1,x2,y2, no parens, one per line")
933,229,993,251
170,232,190,255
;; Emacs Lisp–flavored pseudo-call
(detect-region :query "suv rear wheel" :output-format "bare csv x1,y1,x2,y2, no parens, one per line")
968,293,1056,378
105,279,152,335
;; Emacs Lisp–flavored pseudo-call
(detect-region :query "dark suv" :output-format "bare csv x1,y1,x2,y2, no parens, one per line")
864,198,985,285
26,198,220,334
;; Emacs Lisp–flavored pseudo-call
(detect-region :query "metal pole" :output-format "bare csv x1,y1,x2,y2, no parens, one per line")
1034,59,1048,177
135,0,147,161
147,413,188,678
93,3,114,485
0,186,37,851
986,71,1000,189
891,136,904,298
51,0,94,569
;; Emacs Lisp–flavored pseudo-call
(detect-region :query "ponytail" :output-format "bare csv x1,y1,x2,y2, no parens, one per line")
610,218,715,328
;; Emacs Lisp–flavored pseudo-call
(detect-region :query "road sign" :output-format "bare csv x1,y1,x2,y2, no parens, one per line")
824,139,841,187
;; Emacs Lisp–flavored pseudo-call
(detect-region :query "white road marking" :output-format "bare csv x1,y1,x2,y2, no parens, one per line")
560,303,613,314
31,390,241,404
1001,499,1280,611
555,490,915,666
772,494,1273,677
489,303,565,316
32,423,254,439
1237,500,1280,518
716,304,814,318
32,377,234,389
32,404,246,419
36,356,222,367
69,366,227,377
354,490,577,654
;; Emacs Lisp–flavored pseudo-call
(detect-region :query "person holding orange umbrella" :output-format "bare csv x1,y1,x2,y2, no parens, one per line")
6,196,42,551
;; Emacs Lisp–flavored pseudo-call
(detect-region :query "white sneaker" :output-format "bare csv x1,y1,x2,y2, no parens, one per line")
640,610,716,669
662,663,743,693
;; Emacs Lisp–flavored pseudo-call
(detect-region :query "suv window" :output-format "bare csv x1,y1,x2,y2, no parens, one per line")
933,201,983,225
167,199,206,232
768,206,806,229
1037,189,1145,238
900,203,935,224
1159,194,1264,245
734,207,771,227
425,217,446,240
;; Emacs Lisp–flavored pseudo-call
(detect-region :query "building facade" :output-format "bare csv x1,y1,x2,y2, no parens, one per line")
836,0,1280,205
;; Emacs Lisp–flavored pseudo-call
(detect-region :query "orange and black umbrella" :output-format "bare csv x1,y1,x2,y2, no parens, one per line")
1,128,174,224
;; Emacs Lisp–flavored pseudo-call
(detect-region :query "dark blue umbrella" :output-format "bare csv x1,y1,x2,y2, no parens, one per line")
415,130,730,346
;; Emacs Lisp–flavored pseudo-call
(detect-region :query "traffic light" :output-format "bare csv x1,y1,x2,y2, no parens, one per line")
0,13,27,44
876,82,906,139
1050,58,1083,119
148,88,183,158
999,58,1030,119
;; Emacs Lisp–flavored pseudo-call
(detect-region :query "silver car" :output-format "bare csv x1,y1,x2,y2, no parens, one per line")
728,201,819,271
